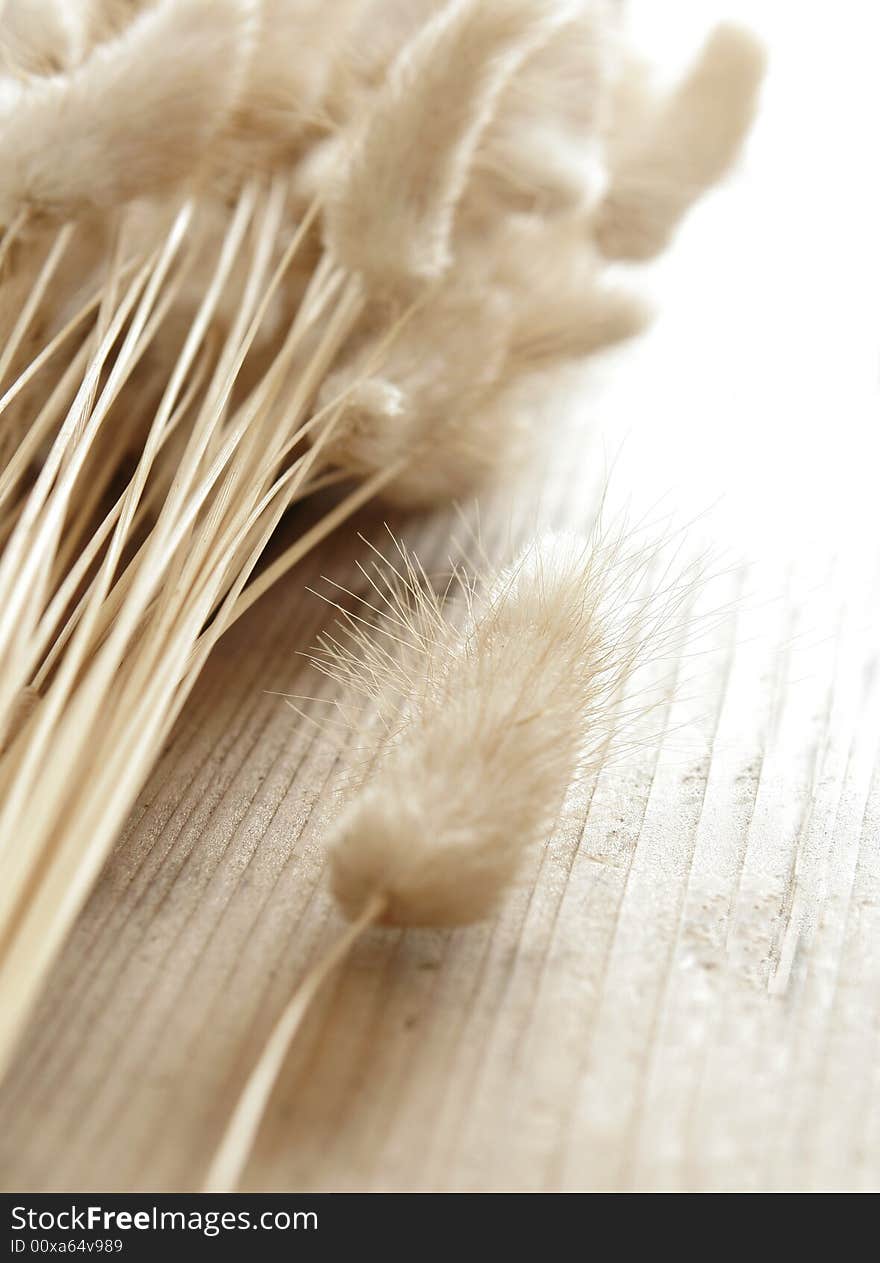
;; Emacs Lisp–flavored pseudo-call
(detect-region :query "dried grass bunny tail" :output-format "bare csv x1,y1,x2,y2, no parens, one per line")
205,524,694,1188
595,23,766,261
324,0,575,293
512,284,649,368
0,0,89,75
0,0,259,226
329,530,652,926
204,526,699,1189
500,220,651,369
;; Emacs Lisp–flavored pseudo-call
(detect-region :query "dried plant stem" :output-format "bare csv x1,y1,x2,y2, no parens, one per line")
210,460,403,649
0,241,177,730
0,250,142,431
0,209,28,271
0,223,75,388
0,175,399,1076
203,893,386,1193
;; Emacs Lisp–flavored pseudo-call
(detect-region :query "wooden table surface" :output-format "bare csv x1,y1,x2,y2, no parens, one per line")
1,2,878,1192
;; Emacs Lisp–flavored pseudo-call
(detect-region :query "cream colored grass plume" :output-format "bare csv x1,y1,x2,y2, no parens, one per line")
0,0,763,1102
204,521,701,1190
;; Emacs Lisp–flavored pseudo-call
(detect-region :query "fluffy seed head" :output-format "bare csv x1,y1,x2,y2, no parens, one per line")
323,0,575,293
323,529,682,926
595,23,766,261
471,1,618,215
317,280,518,507
0,0,259,226
0,0,89,76
318,220,646,509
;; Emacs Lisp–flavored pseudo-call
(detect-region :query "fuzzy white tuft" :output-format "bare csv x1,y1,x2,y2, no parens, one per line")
595,23,766,260
0,0,259,225
0,0,90,76
323,0,575,292
318,221,646,508
324,529,682,926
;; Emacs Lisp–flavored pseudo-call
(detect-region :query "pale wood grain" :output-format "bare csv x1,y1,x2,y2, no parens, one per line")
1,0,879,1192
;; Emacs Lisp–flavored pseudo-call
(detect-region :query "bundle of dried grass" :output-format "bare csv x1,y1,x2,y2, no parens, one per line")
0,0,762,1080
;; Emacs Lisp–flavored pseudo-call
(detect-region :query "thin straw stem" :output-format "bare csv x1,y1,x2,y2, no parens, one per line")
203,895,386,1193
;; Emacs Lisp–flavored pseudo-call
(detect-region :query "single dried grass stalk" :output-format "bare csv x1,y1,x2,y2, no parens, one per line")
204,522,701,1188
